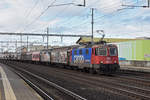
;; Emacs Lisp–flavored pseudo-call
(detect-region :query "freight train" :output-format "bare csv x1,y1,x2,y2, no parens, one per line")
0,43,120,74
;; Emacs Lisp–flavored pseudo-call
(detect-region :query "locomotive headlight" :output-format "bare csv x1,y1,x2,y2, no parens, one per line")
114,60,117,63
100,61,103,63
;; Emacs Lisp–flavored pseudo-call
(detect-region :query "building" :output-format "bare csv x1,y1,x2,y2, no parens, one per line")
76,37,139,44
76,37,150,44
16,46,27,54
116,39,150,61
28,45,52,52
16,45,54,53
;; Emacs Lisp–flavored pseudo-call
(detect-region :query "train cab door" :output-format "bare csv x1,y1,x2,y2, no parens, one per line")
91,48,95,64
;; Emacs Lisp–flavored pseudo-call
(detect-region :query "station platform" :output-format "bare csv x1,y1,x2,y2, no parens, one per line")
120,65,150,73
0,63,43,100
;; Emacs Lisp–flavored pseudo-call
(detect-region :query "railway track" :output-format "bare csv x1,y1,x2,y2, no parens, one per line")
119,70,150,79
28,65,150,100
45,70,150,100
6,63,87,100
9,67,54,100
116,75,150,87
3,61,150,100
16,61,150,89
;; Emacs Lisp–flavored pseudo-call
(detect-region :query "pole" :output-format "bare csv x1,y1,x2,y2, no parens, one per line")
16,40,18,59
0,42,1,53
27,36,28,52
20,34,22,53
84,0,86,6
61,36,63,43
15,40,17,53
91,8,94,44
47,27,49,50
148,0,150,7
7,41,8,52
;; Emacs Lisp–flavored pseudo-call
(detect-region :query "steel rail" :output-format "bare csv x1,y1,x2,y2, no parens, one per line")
118,75,150,84
10,65,87,100
30,64,150,100
53,70,150,100
9,67,54,100
4,61,150,100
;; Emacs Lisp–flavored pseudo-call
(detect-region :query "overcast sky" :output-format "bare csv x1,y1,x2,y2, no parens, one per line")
0,0,150,51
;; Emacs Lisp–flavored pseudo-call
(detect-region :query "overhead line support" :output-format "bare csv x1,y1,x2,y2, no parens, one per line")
122,0,150,8
0,32,91,37
47,27,49,50
91,8,94,44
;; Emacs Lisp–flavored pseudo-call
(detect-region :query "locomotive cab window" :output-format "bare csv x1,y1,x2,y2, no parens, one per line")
109,47,117,56
95,48,107,56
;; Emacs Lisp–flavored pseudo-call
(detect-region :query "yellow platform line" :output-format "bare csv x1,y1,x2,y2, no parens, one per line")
0,66,17,100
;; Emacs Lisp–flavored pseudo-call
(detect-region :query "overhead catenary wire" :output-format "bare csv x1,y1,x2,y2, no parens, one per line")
65,0,142,35
29,0,88,33
55,0,99,26
19,0,41,32
63,0,126,24
21,0,57,32
30,0,129,34
52,0,123,27
95,0,146,25
23,0,148,36
91,0,143,24
25,0,40,20
30,0,81,33
72,0,144,26
96,1,147,37
29,0,77,33
65,10,117,31
122,0,149,8
30,0,123,33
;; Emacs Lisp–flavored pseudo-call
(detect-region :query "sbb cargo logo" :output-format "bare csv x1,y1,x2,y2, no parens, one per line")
74,55,84,63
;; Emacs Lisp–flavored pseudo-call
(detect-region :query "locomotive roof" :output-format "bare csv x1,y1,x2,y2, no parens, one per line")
92,44,117,48
72,43,117,50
